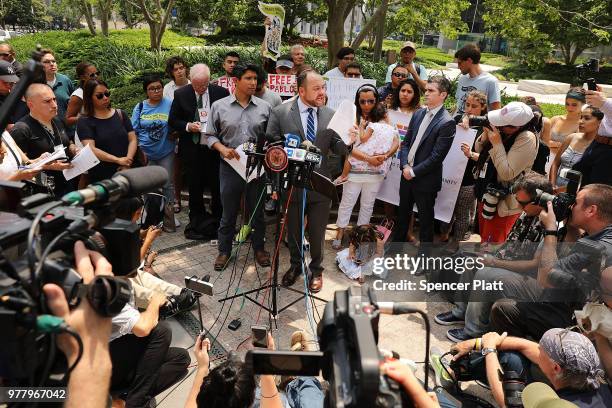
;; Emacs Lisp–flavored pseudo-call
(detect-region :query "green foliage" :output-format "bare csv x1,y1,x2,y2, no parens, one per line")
496,62,612,85
388,0,470,40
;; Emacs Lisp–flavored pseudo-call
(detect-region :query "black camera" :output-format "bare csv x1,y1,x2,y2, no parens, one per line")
535,169,581,220
501,370,526,408
482,183,509,220
577,58,599,91
548,239,606,298
468,115,491,129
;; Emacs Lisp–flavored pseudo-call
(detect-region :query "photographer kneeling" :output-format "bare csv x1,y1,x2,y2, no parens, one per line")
491,183,612,340
444,329,611,407
472,102,538,243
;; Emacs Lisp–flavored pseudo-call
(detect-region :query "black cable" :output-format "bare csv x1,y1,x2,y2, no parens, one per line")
37,334,56,387
61,327,83,380
27,201,63,282
33,230,70,279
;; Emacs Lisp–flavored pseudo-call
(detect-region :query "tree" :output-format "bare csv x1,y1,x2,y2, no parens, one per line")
128,0,175,51
4,0,49,30
96,0,114,36
483,0,612,66
269,0,326,35
324,0,357,68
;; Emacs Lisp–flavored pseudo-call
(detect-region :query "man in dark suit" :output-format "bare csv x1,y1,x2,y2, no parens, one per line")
266,70,355,292
169,64,229,234
393,76,455,257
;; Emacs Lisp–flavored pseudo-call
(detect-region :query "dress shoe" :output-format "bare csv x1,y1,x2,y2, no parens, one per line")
282,267,301,287
255,249,271,267
214,253,230,271
309,275,323,293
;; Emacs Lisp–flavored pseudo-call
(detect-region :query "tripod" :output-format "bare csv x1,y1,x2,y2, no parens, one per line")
218,157,326,319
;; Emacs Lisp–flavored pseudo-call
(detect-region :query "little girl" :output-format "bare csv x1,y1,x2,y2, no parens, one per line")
332,102,398,250
336,224,386,282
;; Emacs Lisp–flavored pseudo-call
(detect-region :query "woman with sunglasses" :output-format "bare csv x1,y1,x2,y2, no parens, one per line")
377,64,409,107
77,79,137,183
65,61,100,128
39,49,74,122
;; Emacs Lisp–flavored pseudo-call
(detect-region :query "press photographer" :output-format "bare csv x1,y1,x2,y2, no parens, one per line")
472,101,539,243
490,183,612,340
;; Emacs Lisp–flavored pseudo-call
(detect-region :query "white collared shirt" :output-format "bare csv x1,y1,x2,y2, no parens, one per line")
297,97,318,138
185,88,210,131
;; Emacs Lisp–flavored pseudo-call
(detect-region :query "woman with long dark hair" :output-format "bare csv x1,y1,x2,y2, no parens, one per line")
76,79,137,182
391,78,421,116
65,61,100,128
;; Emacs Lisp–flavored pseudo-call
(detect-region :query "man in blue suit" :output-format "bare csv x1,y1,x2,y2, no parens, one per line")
393,76,455,253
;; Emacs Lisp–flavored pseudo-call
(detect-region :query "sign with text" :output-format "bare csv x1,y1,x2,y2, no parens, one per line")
259,2,285,61
267,74,296,96
325,77,376,111
217,76,236,94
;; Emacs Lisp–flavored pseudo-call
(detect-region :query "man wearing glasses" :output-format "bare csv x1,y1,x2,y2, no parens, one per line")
343,62,363,79
0,43,23,77
385,41,427,91
324,47,356,78
377,64,409,104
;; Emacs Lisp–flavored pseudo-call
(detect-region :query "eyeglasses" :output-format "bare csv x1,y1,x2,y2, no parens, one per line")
346,73,361,78
42,60,57,65
147,86,163,92
95,91,111,100
89,72,101,78
359,99,376,105
393,72,408,78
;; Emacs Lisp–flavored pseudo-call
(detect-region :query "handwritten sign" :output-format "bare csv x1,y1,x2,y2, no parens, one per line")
217,76,236,94
259,2,285,61
325,77,376,111
267,74,296,96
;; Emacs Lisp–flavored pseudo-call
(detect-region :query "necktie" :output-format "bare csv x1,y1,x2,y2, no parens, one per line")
407,111,434,167
306,108,316,143
193,93,203,143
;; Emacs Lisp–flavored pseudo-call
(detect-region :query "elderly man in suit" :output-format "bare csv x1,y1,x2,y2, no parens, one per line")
266,70,356,292
393,76,455,261
168,64,229,235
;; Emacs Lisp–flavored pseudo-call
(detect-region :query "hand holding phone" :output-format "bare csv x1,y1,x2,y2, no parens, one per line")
252,325,268,348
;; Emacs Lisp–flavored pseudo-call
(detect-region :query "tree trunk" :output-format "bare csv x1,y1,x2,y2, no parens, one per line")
350,1,391,50
325,0,357,68
97,0,112,36
372,0,388,62
79,0,96,34
569,47,584,65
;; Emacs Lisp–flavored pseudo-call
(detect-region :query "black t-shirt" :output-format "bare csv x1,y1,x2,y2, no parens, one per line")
0,94,29,124
10,115,72,195
76,110,133,182
557,384,612,408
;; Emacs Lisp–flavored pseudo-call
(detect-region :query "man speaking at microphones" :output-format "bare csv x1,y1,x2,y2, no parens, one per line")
266,70,356,292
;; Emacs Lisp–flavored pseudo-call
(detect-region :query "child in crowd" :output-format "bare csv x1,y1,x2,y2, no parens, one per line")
336,224,385,282
333,102,398,249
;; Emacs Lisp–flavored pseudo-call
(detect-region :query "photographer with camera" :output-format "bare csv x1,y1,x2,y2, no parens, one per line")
441,328,611,408
572,88,612,187
472,102,538,243
44,241,114,408
490,183,612,340
436,172,559,342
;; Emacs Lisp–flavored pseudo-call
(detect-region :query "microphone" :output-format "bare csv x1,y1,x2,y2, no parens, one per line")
62,166,168,206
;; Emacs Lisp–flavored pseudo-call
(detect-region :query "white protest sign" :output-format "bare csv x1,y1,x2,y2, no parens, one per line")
325,77,376,111
327,100,357,145
376,110,413,206
267,74,296,97
433,126,477,223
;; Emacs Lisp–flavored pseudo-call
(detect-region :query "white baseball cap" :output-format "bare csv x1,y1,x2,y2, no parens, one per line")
487,101,534,127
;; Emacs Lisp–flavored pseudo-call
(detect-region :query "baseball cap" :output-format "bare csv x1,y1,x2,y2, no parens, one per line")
522,383,578,408
401,41,417,51
0,60,18,83
276,57,294,69
487,102,534,127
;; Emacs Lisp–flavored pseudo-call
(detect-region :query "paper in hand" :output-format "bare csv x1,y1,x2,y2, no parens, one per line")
62,145,100,180
327,100,356,145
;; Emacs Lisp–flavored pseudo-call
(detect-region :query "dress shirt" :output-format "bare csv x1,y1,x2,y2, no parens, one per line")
297,97,318,138
185,88,210,132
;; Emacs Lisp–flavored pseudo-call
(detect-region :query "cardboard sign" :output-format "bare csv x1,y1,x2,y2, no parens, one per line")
259,2,285,61
267,74,296,96
325,77,376,111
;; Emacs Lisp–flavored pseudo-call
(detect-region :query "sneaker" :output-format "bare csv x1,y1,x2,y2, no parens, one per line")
429,346,454,389
446,328,472,343
434,311,465,326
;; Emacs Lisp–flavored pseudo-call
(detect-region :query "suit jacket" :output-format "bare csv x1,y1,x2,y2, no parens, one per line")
168,84,229,145
399,106,455,192
265,99,348,180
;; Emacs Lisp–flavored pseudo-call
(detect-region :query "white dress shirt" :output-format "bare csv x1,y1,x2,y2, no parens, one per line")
185,88,210,132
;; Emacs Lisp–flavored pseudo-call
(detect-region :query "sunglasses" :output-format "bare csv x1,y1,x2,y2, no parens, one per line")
516,198,533,207
393,72,408,78
346,73,361,78
95,91,111,100
0,53,10,57
89,72,101,78
359,99,376,105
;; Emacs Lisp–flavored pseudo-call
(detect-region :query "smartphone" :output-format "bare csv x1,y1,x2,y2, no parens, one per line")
251,325,268,348
184,276,213,296
155,221,164,229
248,349,323,376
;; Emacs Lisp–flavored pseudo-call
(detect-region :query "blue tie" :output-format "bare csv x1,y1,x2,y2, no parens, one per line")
306,108,316,142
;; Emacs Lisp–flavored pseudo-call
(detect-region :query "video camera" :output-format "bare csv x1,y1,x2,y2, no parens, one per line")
576,58,599,91
0,166,167,384
247,285,431,407
534,169,581,220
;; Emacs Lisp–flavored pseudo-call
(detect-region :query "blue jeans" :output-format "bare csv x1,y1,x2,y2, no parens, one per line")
148,153,175,205
285,377,324,408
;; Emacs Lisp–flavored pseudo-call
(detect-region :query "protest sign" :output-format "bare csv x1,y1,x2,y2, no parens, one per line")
376,110,412,206
325,77,376,110
217,76,236,94
267,74,296,97
259,2,284,61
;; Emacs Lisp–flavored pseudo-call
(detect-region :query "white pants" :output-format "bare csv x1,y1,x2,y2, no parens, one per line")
130,269,182,309
336,180,382,228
